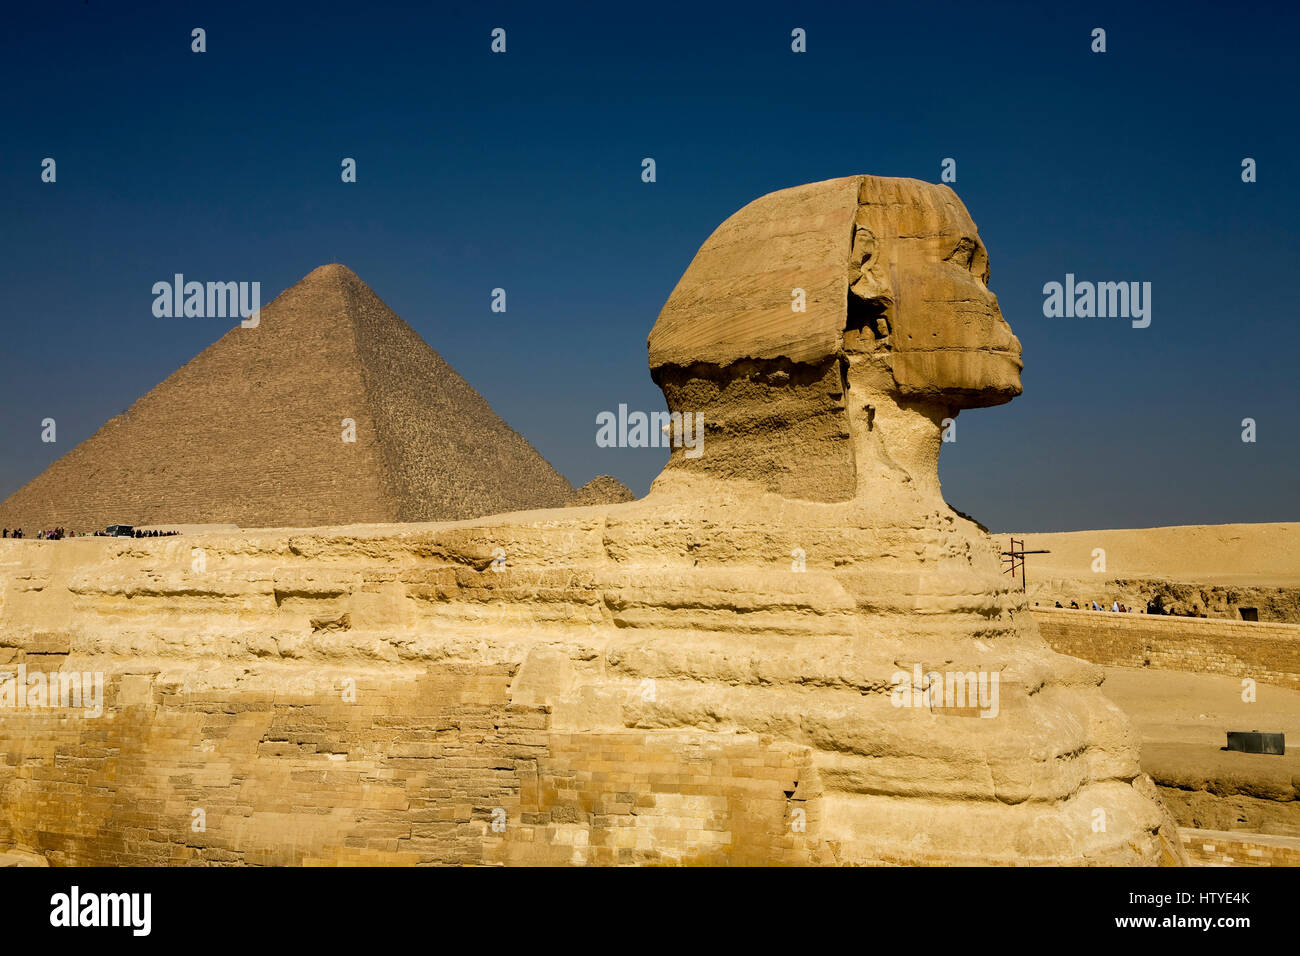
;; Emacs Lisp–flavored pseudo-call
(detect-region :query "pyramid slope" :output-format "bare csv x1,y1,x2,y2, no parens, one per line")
0,265,572,529
333,265,574,521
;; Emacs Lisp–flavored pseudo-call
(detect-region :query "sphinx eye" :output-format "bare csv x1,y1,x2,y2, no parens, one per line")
946,237,989,283
945,237,976,269
971,240,989,283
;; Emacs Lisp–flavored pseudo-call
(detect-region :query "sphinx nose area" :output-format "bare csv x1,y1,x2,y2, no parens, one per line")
1005,330,1023,362
990,310,1022,359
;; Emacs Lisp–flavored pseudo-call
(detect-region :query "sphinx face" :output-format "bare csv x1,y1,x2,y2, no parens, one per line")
853,180,1023,409
646,175,1026,502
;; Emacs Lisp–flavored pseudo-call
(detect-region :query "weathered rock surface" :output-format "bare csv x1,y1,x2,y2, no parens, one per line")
649,175,1022,501
0,177,1182,866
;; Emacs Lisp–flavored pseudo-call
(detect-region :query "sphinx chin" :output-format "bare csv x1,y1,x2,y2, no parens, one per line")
891,351,1024,410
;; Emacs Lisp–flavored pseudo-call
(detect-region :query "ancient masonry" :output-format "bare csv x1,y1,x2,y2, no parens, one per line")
0,176,1185,865
0,264,574,530
1033,607,1300,690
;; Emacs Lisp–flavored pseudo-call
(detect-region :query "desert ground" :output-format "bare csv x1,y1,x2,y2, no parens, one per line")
1002,522,1300,852
1102,667,1299,835
1008,522,1300,622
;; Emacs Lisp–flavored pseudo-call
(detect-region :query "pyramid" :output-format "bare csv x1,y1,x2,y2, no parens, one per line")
0,264,574,529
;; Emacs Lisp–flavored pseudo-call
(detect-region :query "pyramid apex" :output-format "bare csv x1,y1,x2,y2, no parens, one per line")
303,262,361,283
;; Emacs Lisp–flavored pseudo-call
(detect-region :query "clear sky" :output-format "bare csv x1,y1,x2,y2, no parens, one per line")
2,0,1296,531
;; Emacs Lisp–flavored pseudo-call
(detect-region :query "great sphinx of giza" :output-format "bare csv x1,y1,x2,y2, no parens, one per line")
0,176,1183,866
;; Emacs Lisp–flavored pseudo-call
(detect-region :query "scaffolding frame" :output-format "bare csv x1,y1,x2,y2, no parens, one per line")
1001,537,1051,590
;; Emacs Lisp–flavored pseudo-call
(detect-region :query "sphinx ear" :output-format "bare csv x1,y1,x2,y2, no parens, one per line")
848,223,893,312
851,225,877,269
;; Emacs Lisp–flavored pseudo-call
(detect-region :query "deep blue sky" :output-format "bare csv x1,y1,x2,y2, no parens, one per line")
2,0,1296,531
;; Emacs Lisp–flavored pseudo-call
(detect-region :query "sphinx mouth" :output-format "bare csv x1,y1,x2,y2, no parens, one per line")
895,346,1024,372
990,348,1024,372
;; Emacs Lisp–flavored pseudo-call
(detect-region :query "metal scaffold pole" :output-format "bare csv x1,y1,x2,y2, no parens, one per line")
1002,537,1051,591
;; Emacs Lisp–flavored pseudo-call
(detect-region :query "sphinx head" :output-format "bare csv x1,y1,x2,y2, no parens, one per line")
844,176,1022,404
647,175,1021,502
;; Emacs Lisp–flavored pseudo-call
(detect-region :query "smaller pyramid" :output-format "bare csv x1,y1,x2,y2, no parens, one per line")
0,265,573,529
566,476,635,507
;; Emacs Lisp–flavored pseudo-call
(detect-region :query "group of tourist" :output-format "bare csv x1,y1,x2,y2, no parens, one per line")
3,527,181,539
109,529,180,538
4,527,78,539
1056,600,1137,613
1042,600,1193,617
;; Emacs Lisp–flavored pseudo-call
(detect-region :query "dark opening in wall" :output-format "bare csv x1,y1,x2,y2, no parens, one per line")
845,292,889,343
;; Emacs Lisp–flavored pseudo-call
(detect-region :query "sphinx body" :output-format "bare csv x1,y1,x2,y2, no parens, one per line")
0,177,1182,865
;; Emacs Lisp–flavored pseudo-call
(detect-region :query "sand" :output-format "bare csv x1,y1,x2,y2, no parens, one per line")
1102,666,1300,835
1004,522,1300,587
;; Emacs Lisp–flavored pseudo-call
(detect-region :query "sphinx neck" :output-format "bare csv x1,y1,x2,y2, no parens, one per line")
842,360,951,508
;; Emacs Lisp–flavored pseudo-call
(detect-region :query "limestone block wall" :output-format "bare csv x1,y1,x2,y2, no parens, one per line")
0,535,825,866
1180,828,1300,867
0,657,818,867
1031,607,1300,689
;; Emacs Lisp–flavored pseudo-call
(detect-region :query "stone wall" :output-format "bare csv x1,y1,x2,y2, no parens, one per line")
1031,607,1300,689
0,657,815,866
1180,828,1300,867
